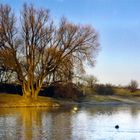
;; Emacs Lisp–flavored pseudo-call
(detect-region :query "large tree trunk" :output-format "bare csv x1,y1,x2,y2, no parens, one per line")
22,81,41,101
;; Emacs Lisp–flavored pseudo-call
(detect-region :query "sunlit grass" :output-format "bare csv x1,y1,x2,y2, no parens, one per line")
0,93,60,107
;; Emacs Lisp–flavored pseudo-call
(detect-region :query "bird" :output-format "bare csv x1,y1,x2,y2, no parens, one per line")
115,125,119,129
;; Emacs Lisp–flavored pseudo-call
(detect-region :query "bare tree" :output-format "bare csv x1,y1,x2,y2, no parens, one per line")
128,80,138,92
0,48,16,83
84,75,98,88
0,68,14,83
0,4,99,100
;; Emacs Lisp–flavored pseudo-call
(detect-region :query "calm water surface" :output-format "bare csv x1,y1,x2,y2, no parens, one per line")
0,105,140,140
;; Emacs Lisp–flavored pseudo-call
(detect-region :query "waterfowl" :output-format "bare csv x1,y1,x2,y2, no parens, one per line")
115,125,119,129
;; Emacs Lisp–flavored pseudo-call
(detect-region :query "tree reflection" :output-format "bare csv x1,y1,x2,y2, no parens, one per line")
0,107,73,140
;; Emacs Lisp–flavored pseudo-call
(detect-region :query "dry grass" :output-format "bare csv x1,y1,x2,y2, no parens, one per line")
114,88,140,96
1,87,140,108
82,87,140,104
0,93,60,107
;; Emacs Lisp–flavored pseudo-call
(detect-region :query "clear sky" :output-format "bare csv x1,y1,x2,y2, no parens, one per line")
1,0,140,86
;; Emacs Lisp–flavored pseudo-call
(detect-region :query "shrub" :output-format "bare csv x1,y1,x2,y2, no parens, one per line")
128,80,138,92
0,83,22,95
95,84,114,95
40,82,84,100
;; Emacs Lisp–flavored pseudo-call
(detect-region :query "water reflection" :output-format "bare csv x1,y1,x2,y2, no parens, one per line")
0,105,140,140
0,107,73,140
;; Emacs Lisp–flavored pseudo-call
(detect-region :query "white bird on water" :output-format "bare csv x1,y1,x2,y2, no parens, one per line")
73,107,78,111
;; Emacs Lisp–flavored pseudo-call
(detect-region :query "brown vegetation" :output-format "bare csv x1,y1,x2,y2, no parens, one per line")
0,4,99,100
43,82,84,100
128,80,138,92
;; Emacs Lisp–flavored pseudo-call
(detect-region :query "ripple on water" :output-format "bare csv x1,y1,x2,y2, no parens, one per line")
0,106,139,140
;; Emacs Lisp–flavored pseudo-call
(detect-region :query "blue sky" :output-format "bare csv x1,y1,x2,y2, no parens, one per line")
1,0,140,86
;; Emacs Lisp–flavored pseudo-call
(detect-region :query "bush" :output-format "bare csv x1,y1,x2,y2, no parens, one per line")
95,84,114,95
0,83,22,95
40,82,84,100
128,80,138,92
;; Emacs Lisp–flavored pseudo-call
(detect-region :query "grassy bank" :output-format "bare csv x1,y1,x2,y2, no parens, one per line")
82,94,140,104
114,87,140,96
0,94,60,107
0,92,140,108
79,87,140,105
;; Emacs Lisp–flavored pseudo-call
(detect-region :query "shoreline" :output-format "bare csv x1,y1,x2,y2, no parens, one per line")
0,94,140,108
0,93,60,108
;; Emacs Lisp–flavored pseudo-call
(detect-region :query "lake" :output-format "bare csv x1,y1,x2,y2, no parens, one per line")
0,104,140,140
